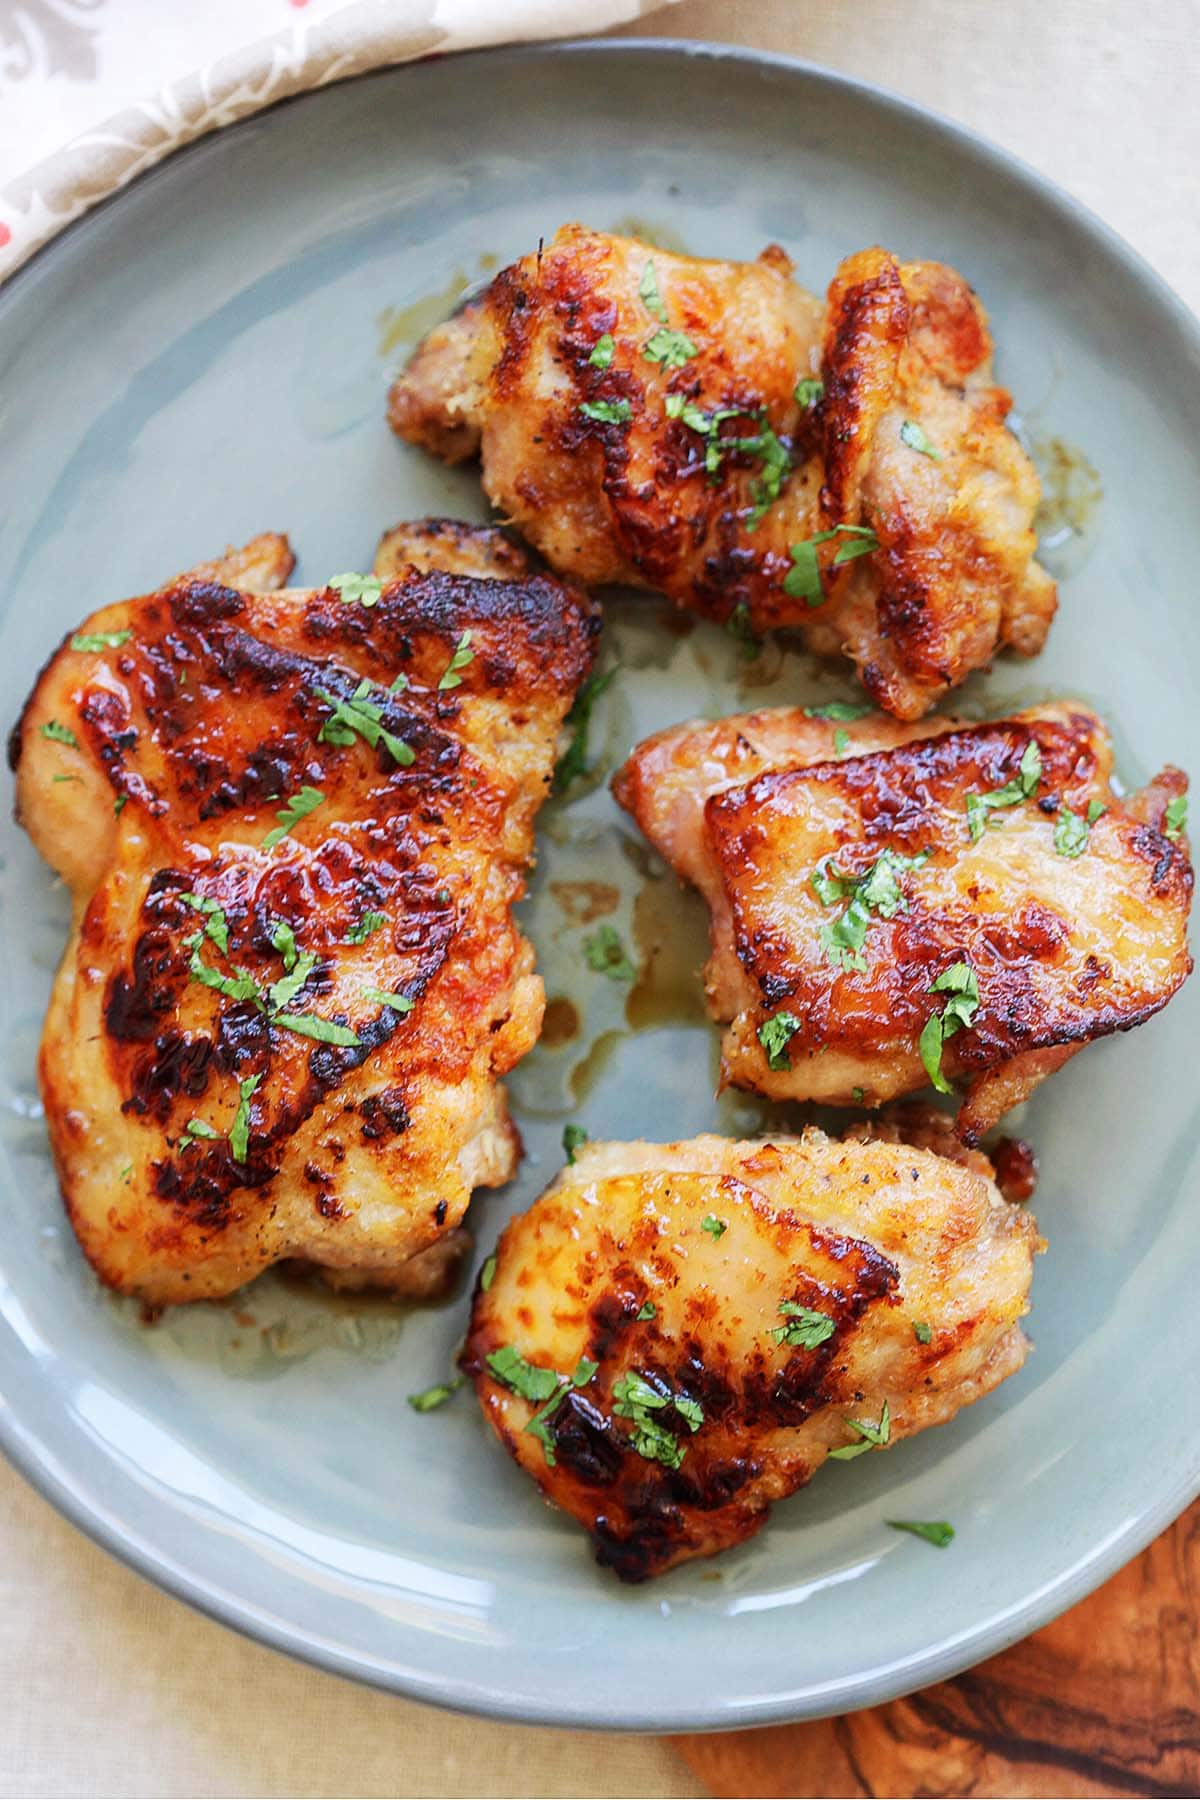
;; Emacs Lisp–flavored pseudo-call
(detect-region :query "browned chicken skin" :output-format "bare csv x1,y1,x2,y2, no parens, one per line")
12,524,597,1304
465,1124,1041,1579
614,703,1192,1141
389,226,1056,719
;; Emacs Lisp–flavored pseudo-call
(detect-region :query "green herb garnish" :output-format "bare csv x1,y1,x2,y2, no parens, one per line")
114,794,128,816
177,1118,221,1152
329,572,383,607
316,680,415,767
918,961,980,1095
770,1302,835,1349
1087,799,1107,824
888,1518,954,1548
725,602,761,661
637,1302,656,1321
828,1400,890,1460
553,666,616,794
638,259,668,323
811,848,928,972
71,628,132,652
912,1320,932,1345
612,1371,703,1471
262,785,324,851
361,986,414,1014
701,1214,727,1241
966,739,1041,841
833,728,850,757
783,524,880,607
271,920,297,970
266,949,318,1014
583,923,635,982
273,1013,361,1046
408,1377,463,1413
643,326,697,369
229,1074,261,1165
795,376,824,407
1165,795,1188,840
40,719,78,748
180,892,229,954
1054,806,1091,858
589,332,615,370
804,700,874,722
580,398,632,426
480,1254,497,1292
438,630,474,690
562,1123,588,1164
346,910,387,945
758,1009,803,1071
487,1347,597,1466
899,420,942,459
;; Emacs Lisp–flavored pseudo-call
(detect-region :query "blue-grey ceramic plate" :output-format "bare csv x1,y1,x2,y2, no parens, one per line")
1,40,1198,1732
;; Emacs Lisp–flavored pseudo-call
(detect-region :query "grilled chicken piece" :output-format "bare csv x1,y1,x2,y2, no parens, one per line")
614,702,1192,1141
465,1126,1041,1579
389,225,1056,719
12,526,597,1305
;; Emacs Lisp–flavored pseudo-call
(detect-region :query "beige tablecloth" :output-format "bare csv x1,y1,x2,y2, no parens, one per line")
3,2,1197,1795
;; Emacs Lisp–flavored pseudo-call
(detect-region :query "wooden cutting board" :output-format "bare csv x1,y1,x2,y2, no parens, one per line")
674,1503,1198,1798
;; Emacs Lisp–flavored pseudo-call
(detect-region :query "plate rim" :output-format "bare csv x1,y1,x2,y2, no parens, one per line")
1,32,1198,1733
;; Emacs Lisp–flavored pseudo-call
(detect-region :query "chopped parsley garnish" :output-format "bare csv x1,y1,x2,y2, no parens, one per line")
583,922,635,982
725,602,761,661
758,1009,803,1070
177,1118,221,1152
899,419,942,459
271,919,298,970
562,1122,588,1164
329,571,383,608
487,1346,598,1466
612,1371,703,1471
40,719,78,747
1088,799,1107,824
804,700,874,722
480,1254,497,1292
919,961,980,1095
888,1518,954,1548
52,774,82,784
828,1399,890,1460
851,1085,865,1103
186,936,261,1004
361,986,414,1014
637,1302,657,1321
263,785,324,851
638,259,668,324
186,932,361,1048
317,680,415,766
966,739,1041,841
408,1376,463,1413
701,1214,727,1241
181,892,229,954
795,376,824,408
345,910,387,945
71,628,132,652
438,630,474,690
274,1013,360,1046
912,1319,933,1345
553,666,616,794
114,794,128,816
722,420,792,528
229,1074,261,1165
589,332,615,370
771,1301,835,1349
1054,806,1091,858
580,398,632,426
1165,795,1188,840
811,848,928,973
833,728,850,757
642,326,697,368
783,524,880,607
266,949,318,1014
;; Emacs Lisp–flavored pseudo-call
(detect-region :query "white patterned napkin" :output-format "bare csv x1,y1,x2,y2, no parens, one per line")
0,0,678,282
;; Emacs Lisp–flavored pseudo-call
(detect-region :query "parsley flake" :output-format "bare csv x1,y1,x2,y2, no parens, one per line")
438,630,474,690
833,728,850,757
273,1013,361,1047
795,376,824,408
345,910,387,945
562,1122,588,1164
758,1009,803,1070
177,1118,221,1153
637,1302,657,1321
229,1074,261,1165
828,1399,890,1460
266,948,318,1014
812,848,928,972
1165,795,1188,840
361,986,414,1014
488,1346,598,1466
784,524,880,607
181,892,229,955
804,700,873,722
329,572,383,608
725,602,761,661
263,786,324,851
580,398,632,426
638,259,668,324
771,1302,835,1349
71,628,133,652
899,419,942,459
317,680,415,767
612,1371,703,1470
1054,805,1092,858
114,794,128,816
271,920,298,970
966,738,1042,841
40,719,78,748
919,961,980,1095
1087,799,1107,824
480,1254,497,1292
888,1518,954,1548
643,326,697,369
701,1214,727,1241
589,332,615,370
912,1319,933,1345
552,666,617,794
408,1377,463,1413
583,922,635,982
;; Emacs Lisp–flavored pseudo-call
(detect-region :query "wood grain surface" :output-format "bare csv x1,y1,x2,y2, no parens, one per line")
675,1504,1200,1798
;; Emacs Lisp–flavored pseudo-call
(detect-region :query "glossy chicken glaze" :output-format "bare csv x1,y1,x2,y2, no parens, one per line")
615,702,1192,1140
389,226,1056,719
12,526,598,1303
465,1125,1040,1579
